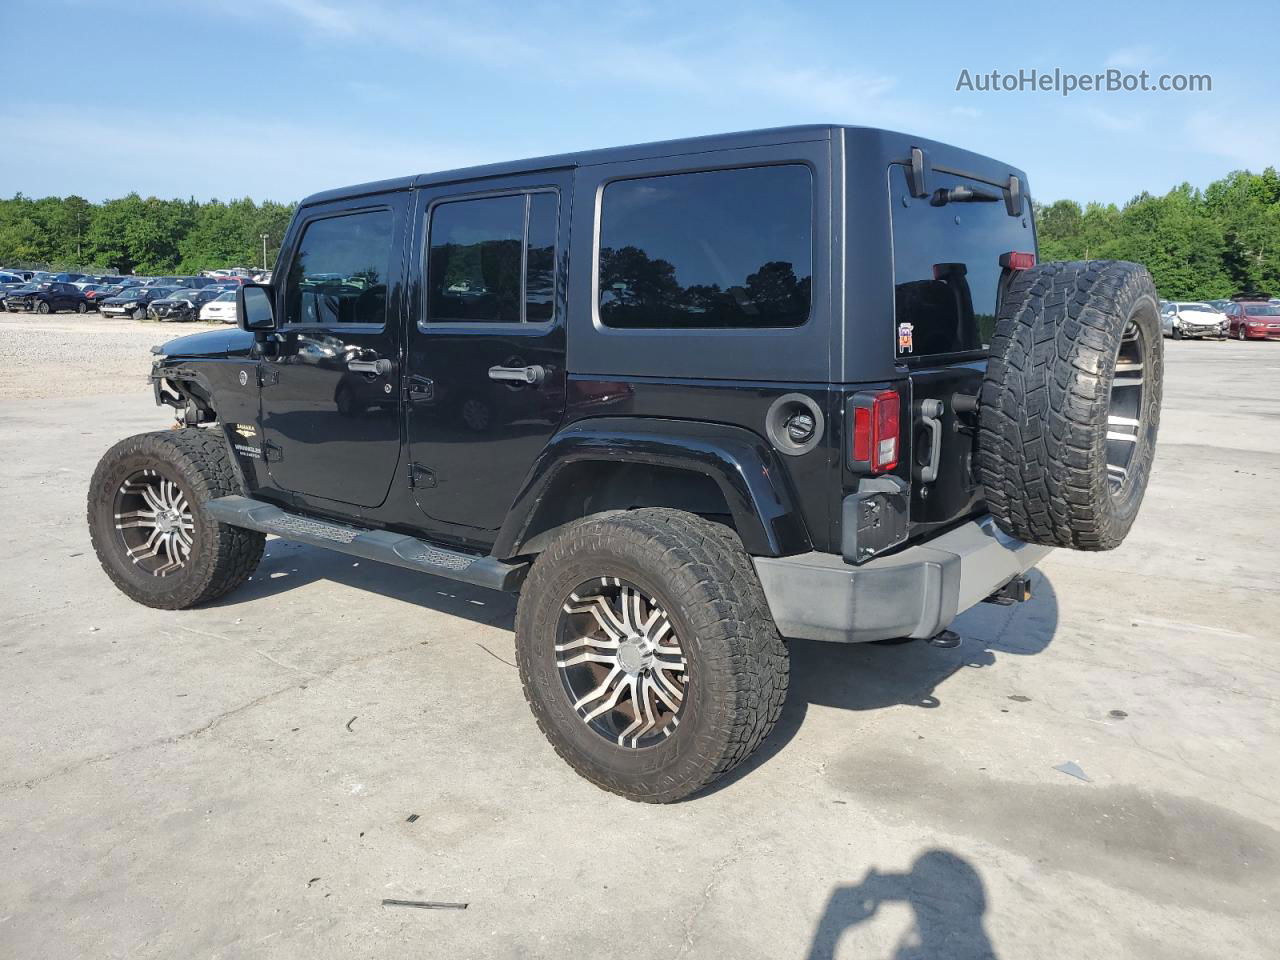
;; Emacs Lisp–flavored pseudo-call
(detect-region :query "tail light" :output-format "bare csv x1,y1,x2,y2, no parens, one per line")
850,389,901,474
1000,251,1036,270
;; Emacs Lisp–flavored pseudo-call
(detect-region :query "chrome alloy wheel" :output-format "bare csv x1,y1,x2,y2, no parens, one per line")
1105,317,1151,497
113,469,194,576
556,578,688,748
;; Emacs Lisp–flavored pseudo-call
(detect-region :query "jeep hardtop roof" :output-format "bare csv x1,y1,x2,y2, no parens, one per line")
299,124,1028,208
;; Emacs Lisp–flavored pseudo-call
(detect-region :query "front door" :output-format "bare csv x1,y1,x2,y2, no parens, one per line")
404,173,571,543
259,195,409,509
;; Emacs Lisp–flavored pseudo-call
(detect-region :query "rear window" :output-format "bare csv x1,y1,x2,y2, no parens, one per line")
891,166,1034,358
597,164,812,329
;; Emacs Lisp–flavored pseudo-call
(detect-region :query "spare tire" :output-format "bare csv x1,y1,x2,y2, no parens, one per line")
978,260,1162,551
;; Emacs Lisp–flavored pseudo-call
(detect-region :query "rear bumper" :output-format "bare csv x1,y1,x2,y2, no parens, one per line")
753,515,1052,643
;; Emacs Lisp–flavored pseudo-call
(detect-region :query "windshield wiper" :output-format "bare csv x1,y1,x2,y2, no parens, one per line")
929,185,1000,207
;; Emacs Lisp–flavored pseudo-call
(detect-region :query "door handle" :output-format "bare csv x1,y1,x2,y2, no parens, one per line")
348,357,393,375
488,364,546,385
916,399,944,484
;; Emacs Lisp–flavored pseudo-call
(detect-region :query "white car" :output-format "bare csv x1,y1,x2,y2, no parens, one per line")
199,290,238,324
1161,301,1225,340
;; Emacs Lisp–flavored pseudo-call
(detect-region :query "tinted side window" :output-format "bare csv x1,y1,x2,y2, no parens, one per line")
427,191,559,324
597,165,812,329
283,209,393,327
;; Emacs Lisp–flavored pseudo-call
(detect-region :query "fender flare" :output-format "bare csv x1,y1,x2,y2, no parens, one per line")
493,417,811,559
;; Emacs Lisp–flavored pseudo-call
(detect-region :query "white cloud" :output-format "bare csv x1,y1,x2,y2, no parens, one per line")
221,0,911,125
1105,45,1160,69
0,107,483,201
1081,106,1144,132
1185,109,1280,169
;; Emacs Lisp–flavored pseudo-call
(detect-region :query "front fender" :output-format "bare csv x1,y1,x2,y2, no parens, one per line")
494,417,811,559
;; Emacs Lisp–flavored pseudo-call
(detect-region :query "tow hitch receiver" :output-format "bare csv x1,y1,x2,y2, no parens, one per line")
983,575,1033,606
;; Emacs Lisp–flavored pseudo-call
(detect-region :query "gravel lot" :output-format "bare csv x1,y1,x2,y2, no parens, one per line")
1,325,1278,959
0,312,222,400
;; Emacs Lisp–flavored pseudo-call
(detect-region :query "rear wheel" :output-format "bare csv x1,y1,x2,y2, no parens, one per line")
88,428,264,609
76,301,87,314
979,260,1162,551
515,508,788,803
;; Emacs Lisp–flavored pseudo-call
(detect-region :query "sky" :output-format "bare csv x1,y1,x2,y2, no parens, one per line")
2,0,1276,207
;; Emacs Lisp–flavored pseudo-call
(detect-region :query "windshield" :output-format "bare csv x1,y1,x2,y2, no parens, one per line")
215,291,236,301
891,167,1034,357
1180,302,1214,311
1243,303,1280,316
165,289,199,300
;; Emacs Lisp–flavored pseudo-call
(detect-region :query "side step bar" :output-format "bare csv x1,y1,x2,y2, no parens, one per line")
205,495,527,592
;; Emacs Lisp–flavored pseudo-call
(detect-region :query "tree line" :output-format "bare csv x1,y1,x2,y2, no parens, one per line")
1035,167,1280,300
2,165,1277,298
0,194,295,276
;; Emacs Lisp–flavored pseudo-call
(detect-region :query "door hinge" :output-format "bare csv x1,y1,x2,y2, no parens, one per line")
408,462,436,489
405,375,434,402
258,364,280,387
262,440,283,463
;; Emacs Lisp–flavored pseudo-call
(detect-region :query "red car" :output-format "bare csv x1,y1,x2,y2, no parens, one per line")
1224,299,1280,340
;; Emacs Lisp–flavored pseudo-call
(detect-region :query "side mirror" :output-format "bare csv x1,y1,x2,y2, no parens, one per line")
237,282,276,332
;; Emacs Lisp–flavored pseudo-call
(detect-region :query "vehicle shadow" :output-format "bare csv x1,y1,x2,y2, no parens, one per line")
211,542,1057,799
702,569,1059,795
806,848,998,960
206,539,518,630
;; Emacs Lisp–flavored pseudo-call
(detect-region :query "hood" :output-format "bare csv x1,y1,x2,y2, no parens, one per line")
157,327,254,359
1177,310,1222,322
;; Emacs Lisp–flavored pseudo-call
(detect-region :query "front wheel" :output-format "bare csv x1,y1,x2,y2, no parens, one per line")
515,509,789,803
88,428,264,609
1171,325,1182,340
1237,326,1247,341
36,301,50,314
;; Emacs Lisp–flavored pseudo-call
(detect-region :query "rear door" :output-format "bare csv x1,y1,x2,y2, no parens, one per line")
403,171,571,545
258,194,409,509
890,164,1037,539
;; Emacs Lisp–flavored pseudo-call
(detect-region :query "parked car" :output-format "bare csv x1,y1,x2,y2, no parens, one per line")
148,288,220,322
84,284,125,309
4,281,89,313
99,287,176,319
1160,301,1225,339
51,272,87,283
197,289,239,323
87,125,1167,803
1223,299,1280,340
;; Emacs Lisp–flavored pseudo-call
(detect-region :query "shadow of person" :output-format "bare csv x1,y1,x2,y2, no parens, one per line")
701,570,1058,797
806,849,997,960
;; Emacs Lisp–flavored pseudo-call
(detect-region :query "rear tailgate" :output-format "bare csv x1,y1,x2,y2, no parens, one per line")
889,162,1037,541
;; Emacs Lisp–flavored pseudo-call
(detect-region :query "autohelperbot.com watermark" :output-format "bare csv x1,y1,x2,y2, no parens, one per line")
955,68,1211,96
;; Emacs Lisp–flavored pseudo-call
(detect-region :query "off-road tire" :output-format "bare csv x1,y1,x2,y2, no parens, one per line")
979,260,1162,551
88,428,264,609
514,508,789,803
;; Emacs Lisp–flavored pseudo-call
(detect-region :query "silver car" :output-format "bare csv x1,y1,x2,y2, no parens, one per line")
1161,301,1225,340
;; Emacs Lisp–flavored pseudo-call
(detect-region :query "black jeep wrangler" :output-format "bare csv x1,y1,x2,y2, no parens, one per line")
88,126,1162,802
